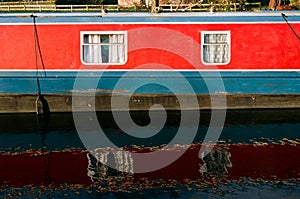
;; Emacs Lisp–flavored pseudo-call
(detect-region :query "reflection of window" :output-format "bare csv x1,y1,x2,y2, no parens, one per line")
201,31,230,65
81,31,127,64
87,150,133,182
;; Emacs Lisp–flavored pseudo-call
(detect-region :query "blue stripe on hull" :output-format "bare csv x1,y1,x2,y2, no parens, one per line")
0,71,300,95
1,12,300,24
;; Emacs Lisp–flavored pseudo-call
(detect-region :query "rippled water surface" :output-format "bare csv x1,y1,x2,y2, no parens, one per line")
1,109,300,198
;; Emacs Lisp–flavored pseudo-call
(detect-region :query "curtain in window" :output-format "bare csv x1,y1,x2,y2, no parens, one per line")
109,34,125,63
83,34,125,64
203,33,229,64
92,35,102,63
83,34,102,63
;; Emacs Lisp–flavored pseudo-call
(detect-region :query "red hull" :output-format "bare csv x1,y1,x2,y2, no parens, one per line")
0,18,299,70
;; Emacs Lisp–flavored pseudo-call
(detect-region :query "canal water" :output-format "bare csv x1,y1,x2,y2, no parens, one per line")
0,109,300,198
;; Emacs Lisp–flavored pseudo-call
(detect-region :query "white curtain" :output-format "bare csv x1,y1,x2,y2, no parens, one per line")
83,34,102,63
203,33,228,64
92,35,102,63
109,34,125,63
83,34,125,64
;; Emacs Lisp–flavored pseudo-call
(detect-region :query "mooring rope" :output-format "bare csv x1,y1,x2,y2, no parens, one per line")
31,14,50,115
281,13,300,41
32,15,42,96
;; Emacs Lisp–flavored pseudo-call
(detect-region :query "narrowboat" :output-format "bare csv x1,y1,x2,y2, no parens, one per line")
0,12,300,113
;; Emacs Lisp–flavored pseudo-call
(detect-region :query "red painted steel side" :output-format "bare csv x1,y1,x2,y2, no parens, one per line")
0,23,299,70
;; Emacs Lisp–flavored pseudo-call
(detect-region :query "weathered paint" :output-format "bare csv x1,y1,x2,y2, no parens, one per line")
1,94,300,113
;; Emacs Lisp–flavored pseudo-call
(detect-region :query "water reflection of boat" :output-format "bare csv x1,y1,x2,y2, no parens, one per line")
0,143,299,188
0,12,300,112
0,110,299,188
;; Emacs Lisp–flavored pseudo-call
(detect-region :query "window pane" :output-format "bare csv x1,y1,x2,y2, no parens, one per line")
83,45,89,62
101,45,109,63
82,32,127,64
202,32,230,64
100,35,109,44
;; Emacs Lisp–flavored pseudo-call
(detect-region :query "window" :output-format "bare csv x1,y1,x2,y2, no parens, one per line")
201,31,230,65
81,31,127,65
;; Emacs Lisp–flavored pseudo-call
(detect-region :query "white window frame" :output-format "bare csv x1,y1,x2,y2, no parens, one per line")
201,31,231,65
80,31,128,65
